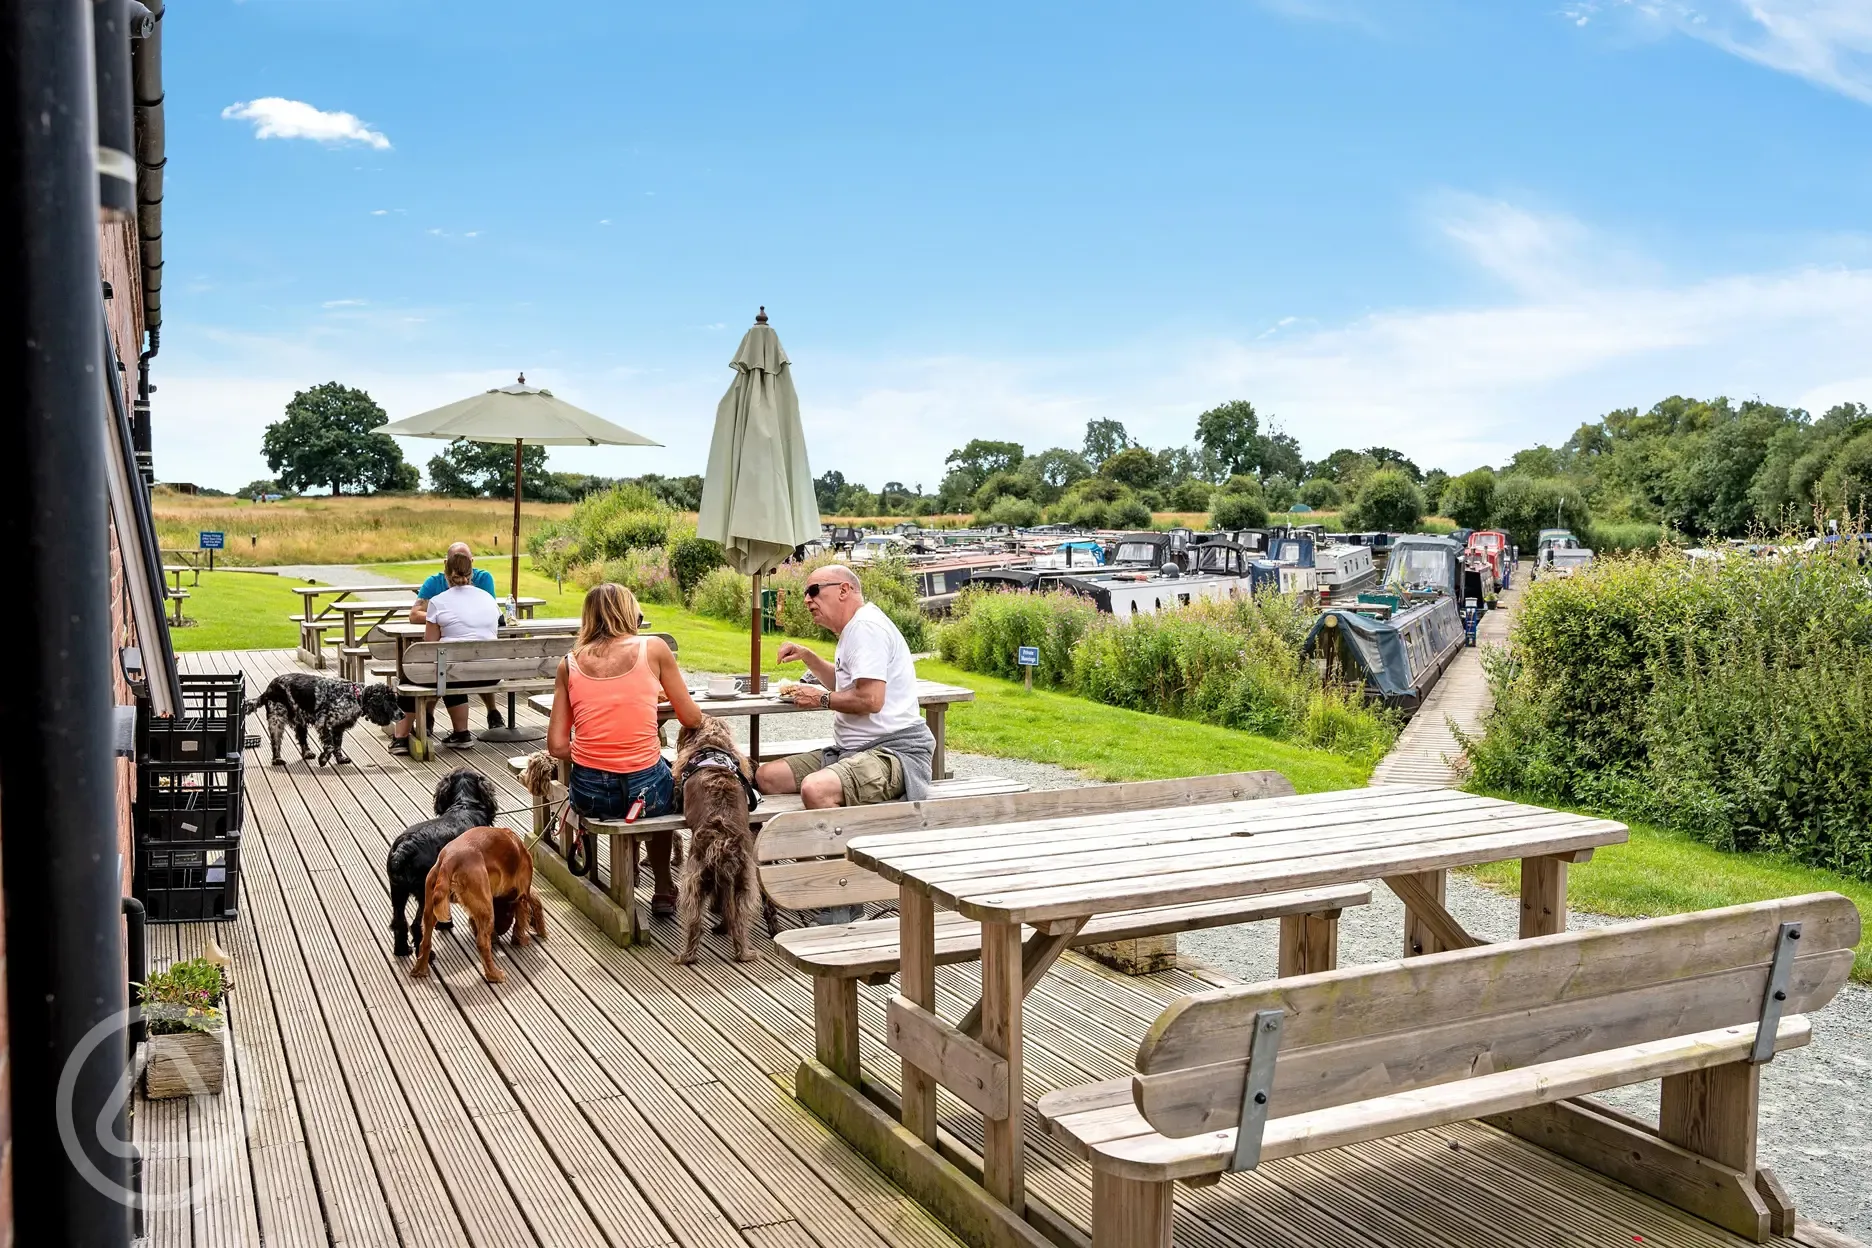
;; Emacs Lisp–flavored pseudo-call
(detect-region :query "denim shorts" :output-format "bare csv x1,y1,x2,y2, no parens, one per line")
569,758,674,822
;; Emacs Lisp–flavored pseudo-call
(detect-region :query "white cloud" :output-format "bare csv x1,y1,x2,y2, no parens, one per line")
148,199,1872,490
1595,1,1872,104
370,209,388,216
220,98,391,149
321,299,367,308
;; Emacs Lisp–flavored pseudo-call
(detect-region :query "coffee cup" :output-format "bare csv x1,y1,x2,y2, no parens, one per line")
707,677,738,697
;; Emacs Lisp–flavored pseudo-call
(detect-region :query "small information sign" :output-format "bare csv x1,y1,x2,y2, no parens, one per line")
199,530,225,570
1016,645,1039,691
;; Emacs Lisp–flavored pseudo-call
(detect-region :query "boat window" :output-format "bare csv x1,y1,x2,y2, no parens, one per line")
1114,542,1159,563
1384,547,1453,593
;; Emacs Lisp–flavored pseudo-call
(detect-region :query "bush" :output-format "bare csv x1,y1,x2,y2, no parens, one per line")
1167,479,1214,512
1210,477,1268,530
577,546,684,606
1262,474,1298,512
981,496,1043,528
690,565,751,620
1587,521,1664,552
1352,468,1425,532
1490,475,1589,550
1298,477,1340,509
938,588,1394,761
1108,496,1152,529
669,536,727,594
1464,544,1872,879
1439,469,1496,529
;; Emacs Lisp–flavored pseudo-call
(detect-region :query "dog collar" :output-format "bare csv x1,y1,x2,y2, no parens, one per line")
678,747,760,812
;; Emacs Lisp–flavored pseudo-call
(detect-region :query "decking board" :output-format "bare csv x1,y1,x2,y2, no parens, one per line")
137,649,1861,1248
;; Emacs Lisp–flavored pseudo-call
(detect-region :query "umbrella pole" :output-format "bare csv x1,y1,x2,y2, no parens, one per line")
748,571,763,761
510,438,523,603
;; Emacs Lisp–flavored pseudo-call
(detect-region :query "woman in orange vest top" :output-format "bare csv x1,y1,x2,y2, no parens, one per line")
547,583,704,915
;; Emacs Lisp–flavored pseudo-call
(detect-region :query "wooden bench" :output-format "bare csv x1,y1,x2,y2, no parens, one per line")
167,587,189,624
396,635,573,760
526,774,1033,947
1037,892,1860,1247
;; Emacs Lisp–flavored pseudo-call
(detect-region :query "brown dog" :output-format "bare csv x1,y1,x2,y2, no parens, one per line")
673,716,761,964
410,825,545,983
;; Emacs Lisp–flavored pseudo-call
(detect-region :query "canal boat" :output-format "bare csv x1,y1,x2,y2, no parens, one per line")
1301,534,1466,711
1314,542,1379,606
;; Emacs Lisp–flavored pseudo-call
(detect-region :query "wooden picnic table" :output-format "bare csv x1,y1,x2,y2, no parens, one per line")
163,564,201,589
840,784,1629,1218
367,616,580,713
293,583,423,668
526,677,976,778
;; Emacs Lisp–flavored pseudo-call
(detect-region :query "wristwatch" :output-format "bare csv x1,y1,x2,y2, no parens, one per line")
818,689,831,710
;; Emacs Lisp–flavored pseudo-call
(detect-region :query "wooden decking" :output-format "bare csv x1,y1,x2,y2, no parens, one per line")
134,647,1858,1248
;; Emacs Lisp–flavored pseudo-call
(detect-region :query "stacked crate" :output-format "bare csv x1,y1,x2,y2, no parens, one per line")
134,673,246,922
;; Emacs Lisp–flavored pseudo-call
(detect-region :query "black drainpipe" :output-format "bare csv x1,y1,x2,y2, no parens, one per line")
131,0,162,483
0,2,135,1244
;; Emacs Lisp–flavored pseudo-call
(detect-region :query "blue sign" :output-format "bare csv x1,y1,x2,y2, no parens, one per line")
1016,646,1039,667
199,531,226,550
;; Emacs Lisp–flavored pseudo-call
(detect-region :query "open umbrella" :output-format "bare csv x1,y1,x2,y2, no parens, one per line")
696,309,821,720
376,375,660,741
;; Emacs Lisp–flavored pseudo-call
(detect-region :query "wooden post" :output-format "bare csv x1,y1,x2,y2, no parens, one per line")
1519,854,1570,938
1661,1062,1759,1174
900,886,938,1144
813,977,861,1083
510,437,524,604
1090,1169,1173,1248
1277,911,1340,977
980,918,1025,1215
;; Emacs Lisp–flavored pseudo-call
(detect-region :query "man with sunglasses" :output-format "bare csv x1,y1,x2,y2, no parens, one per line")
758,565,936,864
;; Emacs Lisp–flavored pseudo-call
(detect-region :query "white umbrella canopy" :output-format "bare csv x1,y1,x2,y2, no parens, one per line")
696,309,822,688
375,374,662,599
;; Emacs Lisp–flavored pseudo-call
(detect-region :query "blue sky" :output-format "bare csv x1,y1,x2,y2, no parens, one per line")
161,0,1872,491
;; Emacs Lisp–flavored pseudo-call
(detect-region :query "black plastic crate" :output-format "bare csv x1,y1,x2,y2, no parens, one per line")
136,835,240,923
138,762,244,841
138,673,246,763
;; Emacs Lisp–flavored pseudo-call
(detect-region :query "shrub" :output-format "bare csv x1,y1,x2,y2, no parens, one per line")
1464,544,1872,879
1210,477,1268,530
1298,477,1341,509
1439,469,1496,529
1262,474,1298,513
1108,496,1152,529
1586,521,1664,552
669,536,727,594
1490,475,1589,550
139,958,226,1036
1352,468,1425,532
1167,479,1214,512
690,565,751,620
937,588,1096,685
981,496,1043,528
577,546,683,606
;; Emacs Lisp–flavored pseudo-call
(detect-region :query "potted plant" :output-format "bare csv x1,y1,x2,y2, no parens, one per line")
138,958,227,1098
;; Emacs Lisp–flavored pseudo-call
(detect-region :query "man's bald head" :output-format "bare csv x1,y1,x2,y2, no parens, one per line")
448,542,472,558
810,565,862,594
803,563,865,632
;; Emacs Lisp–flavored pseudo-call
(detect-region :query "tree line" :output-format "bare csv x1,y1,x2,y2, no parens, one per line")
251,381,1872,545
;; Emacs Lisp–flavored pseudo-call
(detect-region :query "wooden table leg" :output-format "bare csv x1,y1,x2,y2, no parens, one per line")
1519,854,1571,938
609,831,640,944
899,886,938,1143
980,918,1025,1214
1396,868,1453,957
925,705,948,780
1278,910,1342,977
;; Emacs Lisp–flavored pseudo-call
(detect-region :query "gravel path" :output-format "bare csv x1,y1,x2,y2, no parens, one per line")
255,563,410,586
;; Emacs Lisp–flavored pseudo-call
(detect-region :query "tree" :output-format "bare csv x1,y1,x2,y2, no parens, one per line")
1082,419,1132,466
1308,448,1380,490
240,478,285,499
1298,477,1340,509
1422,468,1451,509
1099,446,1161,491
1210,478,1269,530
1025,447,1093,495
261,382,413,495
1167,479,1214,512
1195,400,1260,479
973,470,1039,512
981,496,1042,527
1262,473,1298,512
1154,445,1206,487
426,439,547,498
1351,468,1425,533
1257,429,1306,484
1490,475,1590,549
1820,429,1872,517
1439,468,1497,529
945,439,1024,479
1362,446,1422,483
814,470,847,513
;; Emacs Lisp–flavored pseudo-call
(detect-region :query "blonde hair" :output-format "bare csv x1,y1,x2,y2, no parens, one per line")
576,582,641,650
444,549,474,587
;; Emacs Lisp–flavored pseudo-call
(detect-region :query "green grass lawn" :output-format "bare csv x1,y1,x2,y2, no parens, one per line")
1467,816,1872,981
169,570,317,651
915,659,1372,793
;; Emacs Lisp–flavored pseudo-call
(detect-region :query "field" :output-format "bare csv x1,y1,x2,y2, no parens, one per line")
153,490,575,567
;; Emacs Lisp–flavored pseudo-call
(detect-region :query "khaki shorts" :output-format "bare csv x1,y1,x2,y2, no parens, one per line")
784,748,905,806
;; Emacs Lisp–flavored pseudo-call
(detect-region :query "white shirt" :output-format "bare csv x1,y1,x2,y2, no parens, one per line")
426,584,500,641
832,602,922,752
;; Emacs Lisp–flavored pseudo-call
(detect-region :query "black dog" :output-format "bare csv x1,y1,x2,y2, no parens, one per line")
253,673,401,767
387,768,500,957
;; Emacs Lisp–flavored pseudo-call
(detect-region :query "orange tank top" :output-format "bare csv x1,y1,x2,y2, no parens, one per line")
567,639,663,774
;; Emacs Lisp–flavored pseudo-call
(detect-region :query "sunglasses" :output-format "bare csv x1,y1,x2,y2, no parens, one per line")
804,582,843,599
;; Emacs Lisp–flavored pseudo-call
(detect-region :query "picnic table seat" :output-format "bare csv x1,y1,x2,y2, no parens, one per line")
1036,892,1860,1247
395,634,573,759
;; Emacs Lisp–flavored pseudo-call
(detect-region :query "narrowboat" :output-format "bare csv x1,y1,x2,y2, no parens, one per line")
1314,542,1378,606
1301,534,1466,711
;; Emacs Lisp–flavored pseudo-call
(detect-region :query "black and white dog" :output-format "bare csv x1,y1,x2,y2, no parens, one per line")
252,673,402,767
387,767,500,957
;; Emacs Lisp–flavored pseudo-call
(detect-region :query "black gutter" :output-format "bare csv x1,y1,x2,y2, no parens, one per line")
105,308,183,713
132,0,163,482
0,3,136,1243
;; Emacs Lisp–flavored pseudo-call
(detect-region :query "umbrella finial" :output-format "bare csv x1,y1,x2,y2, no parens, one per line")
518,372,526,385
755,306,768,325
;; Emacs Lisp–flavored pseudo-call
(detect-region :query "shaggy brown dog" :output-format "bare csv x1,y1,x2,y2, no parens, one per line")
673,716,761,964
410,825,546,984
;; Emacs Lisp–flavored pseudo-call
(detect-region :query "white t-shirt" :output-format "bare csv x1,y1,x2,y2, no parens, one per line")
832,602,923,752
426,584,500,641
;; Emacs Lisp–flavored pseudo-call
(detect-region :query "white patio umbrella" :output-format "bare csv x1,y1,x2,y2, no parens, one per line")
696,309,821,702
376,375,660,741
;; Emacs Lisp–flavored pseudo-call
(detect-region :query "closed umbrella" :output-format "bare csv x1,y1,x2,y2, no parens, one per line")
376,375,661,741
696,308,821,713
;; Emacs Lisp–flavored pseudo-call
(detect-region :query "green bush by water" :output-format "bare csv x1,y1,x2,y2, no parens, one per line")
687,555,928,651
937,589,1395,762
1464,543,1872,879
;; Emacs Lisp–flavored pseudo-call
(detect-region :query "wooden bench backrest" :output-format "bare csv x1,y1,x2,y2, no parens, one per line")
757,771,1295,911
377,629,673,665
401,635,574,686
1131,892,1859,1138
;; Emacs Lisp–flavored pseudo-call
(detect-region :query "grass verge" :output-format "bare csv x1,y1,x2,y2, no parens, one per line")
168,571,316,651
915,659,1372,793
1466,815,1872,981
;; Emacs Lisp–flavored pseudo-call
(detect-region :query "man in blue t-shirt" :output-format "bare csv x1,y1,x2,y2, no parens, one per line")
409,542,505,727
